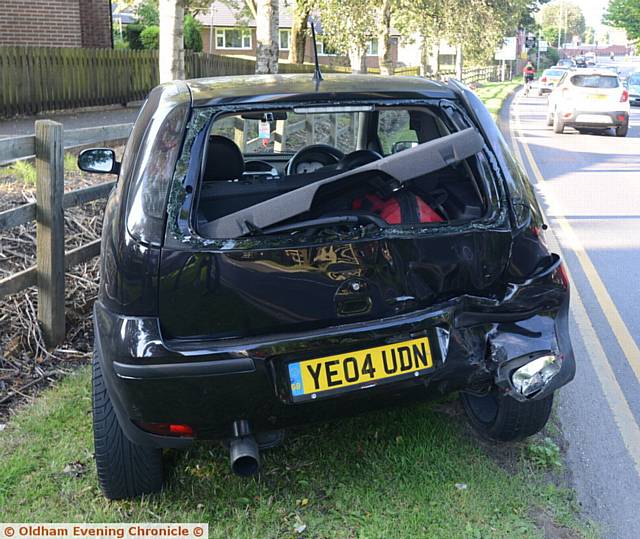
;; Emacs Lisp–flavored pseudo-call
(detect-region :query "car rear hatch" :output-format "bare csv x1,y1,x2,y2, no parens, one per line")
570,73,626,111
158,97,513,341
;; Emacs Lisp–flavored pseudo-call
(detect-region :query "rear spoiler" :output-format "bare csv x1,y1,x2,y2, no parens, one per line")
200,127,485,239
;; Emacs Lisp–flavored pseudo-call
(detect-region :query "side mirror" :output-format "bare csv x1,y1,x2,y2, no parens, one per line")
78,148,120,174
392,141,418,154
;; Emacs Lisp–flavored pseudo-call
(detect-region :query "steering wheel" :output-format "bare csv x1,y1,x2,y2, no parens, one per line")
286,144,344,175
336,149,383,171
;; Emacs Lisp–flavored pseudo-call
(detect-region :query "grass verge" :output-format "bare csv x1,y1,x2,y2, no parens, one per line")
0,367,594,538
473,80,521,119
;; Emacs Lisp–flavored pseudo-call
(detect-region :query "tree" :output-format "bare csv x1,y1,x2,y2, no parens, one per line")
184,14,203,51
378,0,394,75
289,0,311,64
159,0,185,82
317,0,378,73
540,0,586,47
255,0,279,73
603,0,640,41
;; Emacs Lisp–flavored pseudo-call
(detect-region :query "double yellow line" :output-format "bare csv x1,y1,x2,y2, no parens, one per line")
509,92,640,475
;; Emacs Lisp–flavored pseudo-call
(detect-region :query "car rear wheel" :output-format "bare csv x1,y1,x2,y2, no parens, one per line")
616,123,629,137
460,390,553,442
546,111,554,126
553,113,565,134
93,349,164,499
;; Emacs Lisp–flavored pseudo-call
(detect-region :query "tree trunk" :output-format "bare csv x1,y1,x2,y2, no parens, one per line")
159,0,185,82
289,4,309,64
349,45,367,74
378,0,394,76
256,0,279,74
455,43,463,80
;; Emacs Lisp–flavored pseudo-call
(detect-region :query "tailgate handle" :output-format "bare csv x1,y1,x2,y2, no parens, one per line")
337,297,372,316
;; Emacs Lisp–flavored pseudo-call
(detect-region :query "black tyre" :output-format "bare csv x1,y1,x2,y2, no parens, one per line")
461,390,553,442
93,350,164,499
553,113,565,134
546,112,554,127
616,123,629,137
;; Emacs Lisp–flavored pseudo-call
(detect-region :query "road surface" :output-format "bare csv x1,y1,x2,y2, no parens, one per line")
503,88,640,538
0,104,141,139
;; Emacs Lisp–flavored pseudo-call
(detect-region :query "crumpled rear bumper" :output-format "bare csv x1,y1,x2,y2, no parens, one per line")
94,253,574,448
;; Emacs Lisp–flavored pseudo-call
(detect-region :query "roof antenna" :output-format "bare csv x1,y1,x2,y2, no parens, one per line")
309,19,323,83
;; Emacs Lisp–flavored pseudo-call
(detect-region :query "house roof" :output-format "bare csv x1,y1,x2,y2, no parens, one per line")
196,0,294,29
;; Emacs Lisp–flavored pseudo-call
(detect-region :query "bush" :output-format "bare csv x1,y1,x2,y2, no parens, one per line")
113,33,129,50
123,23,144,50
140,25,160,50
184,14,203,52
8,161,36,186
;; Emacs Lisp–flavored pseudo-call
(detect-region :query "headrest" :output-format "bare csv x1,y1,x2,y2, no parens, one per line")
204,135,245,181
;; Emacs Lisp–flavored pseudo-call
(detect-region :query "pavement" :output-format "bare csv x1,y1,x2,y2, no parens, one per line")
0,104,142,139
502,85,640,539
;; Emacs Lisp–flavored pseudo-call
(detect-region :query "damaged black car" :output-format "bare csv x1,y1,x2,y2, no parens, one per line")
79,74,575,500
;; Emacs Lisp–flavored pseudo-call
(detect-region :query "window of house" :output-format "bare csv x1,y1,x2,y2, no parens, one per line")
317,40,338,56
367,38,379,56
279,29,291,50
215,28,252,49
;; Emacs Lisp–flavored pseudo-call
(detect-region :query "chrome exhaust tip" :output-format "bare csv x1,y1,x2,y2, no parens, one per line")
511,354,561,397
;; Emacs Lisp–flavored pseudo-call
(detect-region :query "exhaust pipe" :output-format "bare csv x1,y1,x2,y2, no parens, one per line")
229,420,260,476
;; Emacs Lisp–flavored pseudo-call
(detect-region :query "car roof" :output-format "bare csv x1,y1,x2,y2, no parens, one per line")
185,73,457,107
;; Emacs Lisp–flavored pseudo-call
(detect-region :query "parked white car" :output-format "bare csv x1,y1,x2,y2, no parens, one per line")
547,69,630,137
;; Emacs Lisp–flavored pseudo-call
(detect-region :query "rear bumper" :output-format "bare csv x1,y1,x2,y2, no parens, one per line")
561,109,629,128
94,261,575,448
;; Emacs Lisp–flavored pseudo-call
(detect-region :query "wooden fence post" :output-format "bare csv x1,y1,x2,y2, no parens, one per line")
35,120,65,347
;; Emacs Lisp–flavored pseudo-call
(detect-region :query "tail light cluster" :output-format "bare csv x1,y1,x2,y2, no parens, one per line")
621,89,629,102
134,421,196,437
541,76,548,83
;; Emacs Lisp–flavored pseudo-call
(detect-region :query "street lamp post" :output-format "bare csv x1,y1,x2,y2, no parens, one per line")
557,0,563,50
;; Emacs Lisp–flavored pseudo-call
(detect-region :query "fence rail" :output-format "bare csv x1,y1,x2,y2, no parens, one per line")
0,121,131,345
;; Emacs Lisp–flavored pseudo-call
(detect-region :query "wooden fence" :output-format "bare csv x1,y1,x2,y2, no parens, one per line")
0,121,132,346
0,46,425,118
434,65,505,84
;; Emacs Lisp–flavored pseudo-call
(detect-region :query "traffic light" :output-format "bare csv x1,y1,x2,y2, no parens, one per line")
525,35,537,49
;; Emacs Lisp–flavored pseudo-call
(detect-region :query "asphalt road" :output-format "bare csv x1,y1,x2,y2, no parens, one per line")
503,87,640,538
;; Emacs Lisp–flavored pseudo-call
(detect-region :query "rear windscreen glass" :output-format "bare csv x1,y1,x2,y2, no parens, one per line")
545,70,564,77
571,75,619,88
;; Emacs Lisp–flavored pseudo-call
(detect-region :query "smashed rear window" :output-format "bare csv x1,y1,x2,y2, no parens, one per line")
571,75,619,88
191,103,495,239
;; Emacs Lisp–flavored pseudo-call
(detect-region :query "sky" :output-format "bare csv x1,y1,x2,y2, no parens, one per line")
575,0,609,30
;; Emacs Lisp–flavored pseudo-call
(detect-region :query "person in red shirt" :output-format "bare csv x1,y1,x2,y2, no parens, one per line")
523,61,536,84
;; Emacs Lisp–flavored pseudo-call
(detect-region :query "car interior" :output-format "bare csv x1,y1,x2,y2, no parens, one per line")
194,105,490,238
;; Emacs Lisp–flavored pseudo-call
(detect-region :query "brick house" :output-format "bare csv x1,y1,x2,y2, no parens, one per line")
0,0,113,48
197,1,399,70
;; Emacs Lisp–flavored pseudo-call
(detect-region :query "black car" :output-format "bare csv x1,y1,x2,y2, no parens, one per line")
79,74,575,500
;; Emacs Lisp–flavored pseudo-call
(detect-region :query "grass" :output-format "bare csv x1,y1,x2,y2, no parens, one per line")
0,368,594,538
5,160,37,186
64,152,78,173
473,80,521,119
0,153,76,186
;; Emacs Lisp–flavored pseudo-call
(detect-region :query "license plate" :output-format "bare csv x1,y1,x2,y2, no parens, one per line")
588,94,607,100
576,114,611,124
288,337,434,401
